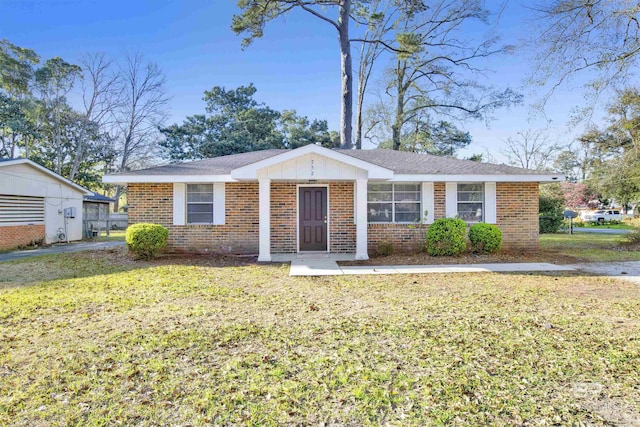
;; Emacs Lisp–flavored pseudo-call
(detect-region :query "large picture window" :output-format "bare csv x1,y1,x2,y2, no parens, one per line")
368,183,421,223
187,184,214,224
457,183,484,222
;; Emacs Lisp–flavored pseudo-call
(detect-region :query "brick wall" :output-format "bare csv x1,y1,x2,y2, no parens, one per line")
127,180,539,255
496,182,539,250
128,183,260,254
0,224,45,250
270,182,356,253
368,224,427,254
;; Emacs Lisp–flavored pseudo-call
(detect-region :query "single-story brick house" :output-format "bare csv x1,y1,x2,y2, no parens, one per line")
103,144,563,261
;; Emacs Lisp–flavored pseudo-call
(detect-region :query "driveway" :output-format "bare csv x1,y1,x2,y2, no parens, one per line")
0,241,125,262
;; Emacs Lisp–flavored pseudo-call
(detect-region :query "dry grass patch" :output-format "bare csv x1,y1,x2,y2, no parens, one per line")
1,251,640,425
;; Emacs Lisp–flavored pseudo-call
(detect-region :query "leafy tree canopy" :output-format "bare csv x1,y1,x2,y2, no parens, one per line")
159,84,338,161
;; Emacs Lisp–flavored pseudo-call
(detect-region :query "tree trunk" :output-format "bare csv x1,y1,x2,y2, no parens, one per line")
392,75,405,151
338,0,353,149
354,72,364,150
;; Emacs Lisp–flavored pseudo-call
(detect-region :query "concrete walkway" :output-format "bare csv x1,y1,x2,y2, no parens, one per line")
273,254,575,277
0,241,125,262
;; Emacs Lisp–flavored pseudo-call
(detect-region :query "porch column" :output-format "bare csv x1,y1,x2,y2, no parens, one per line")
258,178,271,262
355,178,369,260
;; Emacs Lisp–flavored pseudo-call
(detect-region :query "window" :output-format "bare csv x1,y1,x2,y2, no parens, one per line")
187,184,214,224
368,183,421,223
457,183,483,222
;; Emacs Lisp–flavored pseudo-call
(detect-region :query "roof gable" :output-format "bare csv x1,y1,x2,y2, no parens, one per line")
231,144,393,180
0,158,92,195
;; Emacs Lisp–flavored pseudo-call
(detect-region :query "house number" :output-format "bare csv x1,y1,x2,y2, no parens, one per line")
310,159,315,177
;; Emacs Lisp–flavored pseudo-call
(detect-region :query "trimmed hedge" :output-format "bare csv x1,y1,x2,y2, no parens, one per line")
468,223,502,254
426,217,467,256
126,223,169,260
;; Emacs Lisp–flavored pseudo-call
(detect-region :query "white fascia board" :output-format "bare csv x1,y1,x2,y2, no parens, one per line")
390,174,565,183
102,174,236,184
1,158,93,195
231,144,394,180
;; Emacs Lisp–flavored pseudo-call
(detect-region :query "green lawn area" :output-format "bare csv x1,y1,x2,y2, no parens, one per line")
540,233,640,262
1,249,639,425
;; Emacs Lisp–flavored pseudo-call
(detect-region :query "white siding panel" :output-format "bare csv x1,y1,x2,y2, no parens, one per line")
485,182,497,224
421,182,435,224
214,183,225,225
173,183,186,225
259,153,361,180
445,182,457,218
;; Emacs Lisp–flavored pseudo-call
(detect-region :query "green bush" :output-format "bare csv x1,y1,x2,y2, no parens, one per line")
126,223,169,260
377,240,393,256
468,223,502,254
426,218,467,256
539,194,564,233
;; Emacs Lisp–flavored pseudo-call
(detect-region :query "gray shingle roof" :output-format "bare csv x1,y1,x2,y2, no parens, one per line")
116,150,284,175
114,148,551,176
339,149,551,175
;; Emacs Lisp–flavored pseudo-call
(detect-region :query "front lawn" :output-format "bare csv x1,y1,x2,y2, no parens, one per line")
1,249,639,425
540,233,640,262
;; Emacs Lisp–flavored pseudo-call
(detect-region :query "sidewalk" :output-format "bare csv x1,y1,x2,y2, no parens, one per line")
0,241,125,262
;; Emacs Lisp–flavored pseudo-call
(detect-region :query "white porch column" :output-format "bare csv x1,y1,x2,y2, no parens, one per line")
258,178,271,262
355,178,369,260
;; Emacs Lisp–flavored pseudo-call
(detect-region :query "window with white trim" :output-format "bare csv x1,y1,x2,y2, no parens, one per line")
457,183,484,222
367,183,421,223
186,184,214,224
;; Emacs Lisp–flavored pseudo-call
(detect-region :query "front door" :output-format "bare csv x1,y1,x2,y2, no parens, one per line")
299,187,328,251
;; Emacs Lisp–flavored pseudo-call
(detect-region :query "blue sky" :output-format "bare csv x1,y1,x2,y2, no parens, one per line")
1,0,600,160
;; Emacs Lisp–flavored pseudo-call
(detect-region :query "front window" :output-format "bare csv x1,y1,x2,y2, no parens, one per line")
457,183,484,222
187,184,214,224
368,183,421,223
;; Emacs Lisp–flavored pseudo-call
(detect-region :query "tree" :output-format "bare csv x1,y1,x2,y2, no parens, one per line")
160,84,282,160
366,0,520,150
531,1,640,103
69,53,121,181
500,129,561,171
578,87,640,207
0,39,39,97
378,115,471,156
160,85,340,161
561,182,597,209
111,52,169,210
280,109,340,149
33,57,82,174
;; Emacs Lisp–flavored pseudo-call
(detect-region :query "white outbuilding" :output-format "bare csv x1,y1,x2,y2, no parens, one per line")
0,158,92,250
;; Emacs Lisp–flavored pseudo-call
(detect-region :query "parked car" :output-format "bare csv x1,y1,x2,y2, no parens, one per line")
581,209,623,223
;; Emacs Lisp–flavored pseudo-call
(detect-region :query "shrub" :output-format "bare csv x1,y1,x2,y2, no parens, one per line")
126,223,169,260
468,223,502,254
426,217,467,256
539,194,564,233
377,240,393,256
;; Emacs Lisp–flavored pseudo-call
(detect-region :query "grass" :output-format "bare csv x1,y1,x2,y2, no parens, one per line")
1,248,640,425
90,229,127,242
540,233,640,262
574,223,633,230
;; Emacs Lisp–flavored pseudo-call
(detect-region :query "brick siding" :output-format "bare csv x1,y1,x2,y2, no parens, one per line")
496,182,539,250
0,224,45,250
128,180,539,255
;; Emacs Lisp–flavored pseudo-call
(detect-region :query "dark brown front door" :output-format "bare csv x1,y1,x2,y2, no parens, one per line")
299,187,328,251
